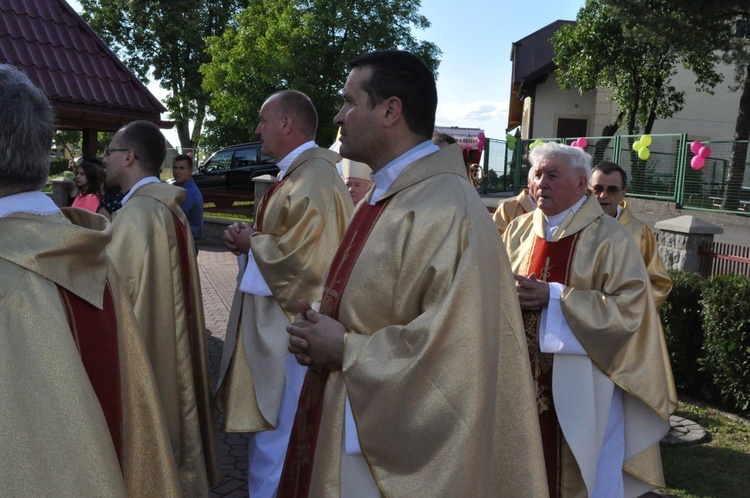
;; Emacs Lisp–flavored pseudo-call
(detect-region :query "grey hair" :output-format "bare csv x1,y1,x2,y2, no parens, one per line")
0,64,54,194
529,141,591,181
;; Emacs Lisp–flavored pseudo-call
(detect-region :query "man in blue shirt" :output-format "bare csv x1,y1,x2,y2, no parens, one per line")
173,154,203,254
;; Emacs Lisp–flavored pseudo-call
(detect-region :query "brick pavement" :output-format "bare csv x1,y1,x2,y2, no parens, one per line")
197,246,250,498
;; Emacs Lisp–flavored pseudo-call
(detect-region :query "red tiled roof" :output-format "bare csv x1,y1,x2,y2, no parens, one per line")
0,0,169,130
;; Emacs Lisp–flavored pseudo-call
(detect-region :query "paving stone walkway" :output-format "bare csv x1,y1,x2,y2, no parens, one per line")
197,246,250,498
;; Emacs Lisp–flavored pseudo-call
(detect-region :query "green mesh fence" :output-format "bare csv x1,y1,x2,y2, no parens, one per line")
499,133,749,215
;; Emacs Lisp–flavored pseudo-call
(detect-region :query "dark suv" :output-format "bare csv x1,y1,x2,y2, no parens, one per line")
193,142,279,207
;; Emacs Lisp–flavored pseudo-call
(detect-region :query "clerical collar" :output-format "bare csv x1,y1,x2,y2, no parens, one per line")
615,203,624,220
0,190,60,218
543,194,587,240
122,176,161,205
277,140,316,181
527,193,537,208
369,141,439,205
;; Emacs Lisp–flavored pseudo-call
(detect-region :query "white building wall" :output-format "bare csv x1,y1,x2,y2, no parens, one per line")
649,59,741,141
530,60,742,141
532,74,597,138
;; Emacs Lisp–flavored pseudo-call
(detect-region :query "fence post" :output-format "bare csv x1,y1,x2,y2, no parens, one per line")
655,215,723,273
675,134,688,208
252,175,276,219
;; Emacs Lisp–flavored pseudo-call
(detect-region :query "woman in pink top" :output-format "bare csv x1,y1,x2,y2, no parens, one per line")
71,160,102,212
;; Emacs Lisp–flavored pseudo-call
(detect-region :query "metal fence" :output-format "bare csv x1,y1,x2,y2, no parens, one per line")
699,241,750,278
483,134,750,216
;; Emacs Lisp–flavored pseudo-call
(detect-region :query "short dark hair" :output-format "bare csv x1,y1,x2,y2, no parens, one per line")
432,132,456,145
174,154,193,169
270,90,318,138
593,160,627,188
347,50,437,139
118,120,166,176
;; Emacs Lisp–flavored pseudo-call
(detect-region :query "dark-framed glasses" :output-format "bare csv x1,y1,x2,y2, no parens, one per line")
590,184,623,195
104,147,131,157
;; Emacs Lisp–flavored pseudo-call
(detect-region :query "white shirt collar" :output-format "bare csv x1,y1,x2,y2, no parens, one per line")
0,191,60,218
615,203,624,220
369,141,439,204
122,176,161,205
277,141,316,180
542,194,587,240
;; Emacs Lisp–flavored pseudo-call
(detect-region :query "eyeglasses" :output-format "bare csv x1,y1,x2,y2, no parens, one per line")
104,147,131,157
590,184,623,195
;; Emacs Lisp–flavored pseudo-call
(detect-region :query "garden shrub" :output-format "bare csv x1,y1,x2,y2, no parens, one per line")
50,157,70,177
661,270,712,397
700,274,750,415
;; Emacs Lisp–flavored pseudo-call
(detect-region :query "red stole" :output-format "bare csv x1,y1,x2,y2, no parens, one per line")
58,282,123,465
277,199,391,498
256,175,289,233
523,232,581,498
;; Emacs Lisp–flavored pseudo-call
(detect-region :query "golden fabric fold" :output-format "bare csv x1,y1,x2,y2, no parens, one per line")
215,147,352,433
503,195,678,495
0,208,180,497
618,202,672,310
108,182,221,494
309,145,549,497
251,147,353,321
493,188,535,235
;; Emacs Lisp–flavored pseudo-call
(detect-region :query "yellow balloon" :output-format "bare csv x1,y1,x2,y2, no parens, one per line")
638,147,650,160
641,135,652,147
633,140,642,151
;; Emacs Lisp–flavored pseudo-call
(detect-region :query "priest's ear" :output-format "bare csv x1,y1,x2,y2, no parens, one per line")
382,96,403,127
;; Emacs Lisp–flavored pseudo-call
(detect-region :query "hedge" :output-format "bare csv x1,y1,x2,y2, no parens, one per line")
50,157,70,177
660,270,712,398
661,270,750,416
700,274,750,414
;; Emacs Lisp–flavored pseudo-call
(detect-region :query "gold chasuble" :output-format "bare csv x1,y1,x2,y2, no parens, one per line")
504,195,678,498
618,202,672,310
279,144,548,497
215,147,352,433
0,208,179,497
108,182,221,494
493,188,535,235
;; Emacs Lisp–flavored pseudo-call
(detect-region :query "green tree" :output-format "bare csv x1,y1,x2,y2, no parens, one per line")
80,0,247,149
200,0,440,150
605,0,750,210
552,0,725,190
54,130,81,158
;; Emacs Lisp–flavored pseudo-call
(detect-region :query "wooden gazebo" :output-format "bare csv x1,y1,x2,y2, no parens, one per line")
0,0,171,158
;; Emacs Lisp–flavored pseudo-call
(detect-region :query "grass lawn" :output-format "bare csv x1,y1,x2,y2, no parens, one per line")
660,401,750,497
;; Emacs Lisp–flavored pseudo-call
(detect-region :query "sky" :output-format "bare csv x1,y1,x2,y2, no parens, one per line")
69,0,585,143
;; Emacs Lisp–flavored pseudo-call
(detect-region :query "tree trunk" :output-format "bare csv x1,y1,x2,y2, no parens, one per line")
177,118,192,149
592,112,623,164
723,64,750,211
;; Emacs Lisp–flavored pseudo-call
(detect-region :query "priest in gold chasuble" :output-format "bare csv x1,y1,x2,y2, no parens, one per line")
0,66,180,498
503,142,677,498
215,90,352,498
106,121,221,495
280,50,548,498
589,161,672,311
493,165,538,235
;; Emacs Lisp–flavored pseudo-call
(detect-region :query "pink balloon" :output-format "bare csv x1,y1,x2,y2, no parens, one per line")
477,131,486,142
691,156,705,170
571,139,579,148
187,151,194,157
699,146,712,158
578,137,588,148
477,140,485,151
690,140,702,155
